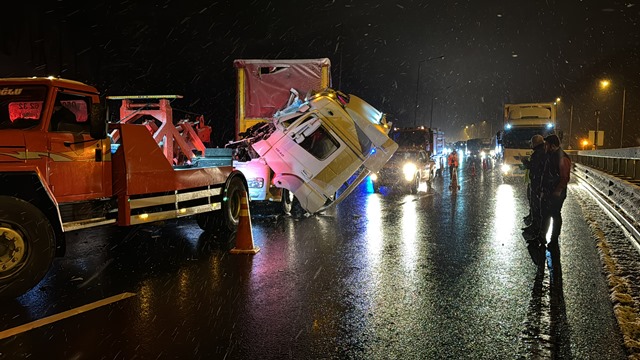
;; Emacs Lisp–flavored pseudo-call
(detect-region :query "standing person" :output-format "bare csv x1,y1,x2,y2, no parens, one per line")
522,135,547,236
447,151,459,180
535,134,571,248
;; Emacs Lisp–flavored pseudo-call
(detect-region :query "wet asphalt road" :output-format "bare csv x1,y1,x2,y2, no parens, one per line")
0,160,629,359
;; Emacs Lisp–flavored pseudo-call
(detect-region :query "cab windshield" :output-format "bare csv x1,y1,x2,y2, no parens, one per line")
0,86,47,130
392,130,428,148
388,151,419,163
502,128,554,149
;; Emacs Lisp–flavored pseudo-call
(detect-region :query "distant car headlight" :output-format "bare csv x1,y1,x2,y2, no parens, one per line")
490,150,496,157
370,173,378,182
501,164,511,174
403,163,417,181
480,151,486,158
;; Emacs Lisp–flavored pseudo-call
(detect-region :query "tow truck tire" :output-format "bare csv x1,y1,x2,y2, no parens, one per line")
0,196,55,299
197,175,245,235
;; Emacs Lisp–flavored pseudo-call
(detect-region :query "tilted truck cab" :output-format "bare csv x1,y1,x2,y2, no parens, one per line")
0,77,246,299
251,89,398,213
230,59,398,214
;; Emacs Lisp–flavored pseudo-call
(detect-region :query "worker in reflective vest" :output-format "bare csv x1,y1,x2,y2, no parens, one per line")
447,151,459,180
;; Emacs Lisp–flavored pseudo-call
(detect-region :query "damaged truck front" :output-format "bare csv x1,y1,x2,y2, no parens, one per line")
229,59,398,214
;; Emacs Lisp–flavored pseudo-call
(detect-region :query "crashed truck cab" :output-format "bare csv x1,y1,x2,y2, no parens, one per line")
251,89,398,213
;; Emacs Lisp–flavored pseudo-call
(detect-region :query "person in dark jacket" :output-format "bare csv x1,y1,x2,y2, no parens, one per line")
535,134,571,248
522,135,547,236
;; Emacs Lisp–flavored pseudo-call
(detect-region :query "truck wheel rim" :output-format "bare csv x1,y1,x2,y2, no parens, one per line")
230,192,241,221
0,227,26,274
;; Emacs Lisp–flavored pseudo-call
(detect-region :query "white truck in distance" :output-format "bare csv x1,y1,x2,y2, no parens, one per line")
498,102,558,176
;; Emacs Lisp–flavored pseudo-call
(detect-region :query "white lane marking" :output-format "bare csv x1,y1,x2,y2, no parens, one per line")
0,292,136,340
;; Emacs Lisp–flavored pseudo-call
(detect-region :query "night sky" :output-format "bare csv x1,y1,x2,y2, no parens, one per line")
2,0,639,146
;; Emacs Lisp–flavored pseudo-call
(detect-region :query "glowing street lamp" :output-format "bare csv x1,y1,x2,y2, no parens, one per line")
581,139,589,150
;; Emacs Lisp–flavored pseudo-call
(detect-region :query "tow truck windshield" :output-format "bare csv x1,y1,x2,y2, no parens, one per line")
0,86,47,130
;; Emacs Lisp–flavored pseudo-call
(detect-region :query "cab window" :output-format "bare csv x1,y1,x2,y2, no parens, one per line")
50,94,90,133
299,125,339,160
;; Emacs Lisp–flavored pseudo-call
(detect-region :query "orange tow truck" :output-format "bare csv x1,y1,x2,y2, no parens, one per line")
0,77,247,299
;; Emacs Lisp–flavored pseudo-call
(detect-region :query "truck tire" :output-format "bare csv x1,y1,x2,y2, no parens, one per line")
410,174,419,194
281,189,294,215
197,175,245,235
0,196,55,299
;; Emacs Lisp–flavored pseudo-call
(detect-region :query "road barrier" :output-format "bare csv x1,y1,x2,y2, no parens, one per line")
569,147,640,243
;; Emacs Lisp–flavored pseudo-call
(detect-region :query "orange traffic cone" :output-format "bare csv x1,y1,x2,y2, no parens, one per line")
230,191,260,255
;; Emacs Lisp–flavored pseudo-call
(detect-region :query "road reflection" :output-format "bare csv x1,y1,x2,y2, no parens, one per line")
400,195,419,272
364,194,383,264
493,184,518,262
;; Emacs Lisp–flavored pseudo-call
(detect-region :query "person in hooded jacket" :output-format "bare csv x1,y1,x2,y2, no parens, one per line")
522,134,547,237
535,134,571,248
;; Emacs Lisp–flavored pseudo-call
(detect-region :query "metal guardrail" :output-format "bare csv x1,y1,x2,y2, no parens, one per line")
571,147,640,183
569,147,640,247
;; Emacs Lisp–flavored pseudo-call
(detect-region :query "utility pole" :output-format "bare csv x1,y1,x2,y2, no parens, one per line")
414,55,444,128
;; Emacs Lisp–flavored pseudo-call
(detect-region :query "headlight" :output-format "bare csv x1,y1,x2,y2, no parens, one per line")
480,151,486,158
403,163,417,181
370,173,378,182
247,177,265,188
490,150,495,156
501,164,511,174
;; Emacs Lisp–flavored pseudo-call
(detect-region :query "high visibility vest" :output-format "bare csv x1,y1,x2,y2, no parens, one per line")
448,155,458,167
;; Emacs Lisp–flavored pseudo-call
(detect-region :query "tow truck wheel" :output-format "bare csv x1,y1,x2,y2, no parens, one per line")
197,175,245,235
281,189,294,215
0,196,55,299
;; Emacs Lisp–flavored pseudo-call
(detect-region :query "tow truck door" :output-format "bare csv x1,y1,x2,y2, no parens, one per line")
46,92,106,201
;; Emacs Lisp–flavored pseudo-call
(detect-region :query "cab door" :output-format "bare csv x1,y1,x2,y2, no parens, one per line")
46,92,106,202
278,114,358,190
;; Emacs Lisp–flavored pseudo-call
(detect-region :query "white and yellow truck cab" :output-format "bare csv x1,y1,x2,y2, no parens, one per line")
229,59,397,214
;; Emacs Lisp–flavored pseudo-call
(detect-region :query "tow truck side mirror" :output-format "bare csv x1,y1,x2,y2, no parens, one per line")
90,103,108,140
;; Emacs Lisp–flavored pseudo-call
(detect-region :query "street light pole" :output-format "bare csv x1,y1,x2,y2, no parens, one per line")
620,87,626,148
569,105,573,150
414,55,444,127
595,109,600,150
429,96,435,129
